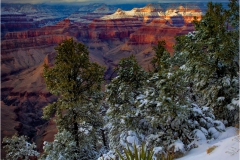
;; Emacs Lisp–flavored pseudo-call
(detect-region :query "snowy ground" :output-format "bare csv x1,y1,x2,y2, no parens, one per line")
177,127,240,160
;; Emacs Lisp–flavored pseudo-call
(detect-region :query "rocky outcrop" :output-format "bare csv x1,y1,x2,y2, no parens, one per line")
68,3,116,26
1,16,108,145
1,46,55,78
88,18,143,40
1,14,37,36
1,3,81,37
86,4,166,41
1,19,83,78
1,48,68,158
1,35,72,51
1,56,58,139
91,3,201,47
93,4,116,13
2,19,74,50
3,19,71,40
0,25,90,150
100,4,164,22
127,18,195,53
165,4,202,24
1,101,20,158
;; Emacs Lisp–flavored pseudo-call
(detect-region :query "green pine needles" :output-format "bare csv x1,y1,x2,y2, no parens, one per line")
2,134,39,160
42,38,105,160
174,0,239,126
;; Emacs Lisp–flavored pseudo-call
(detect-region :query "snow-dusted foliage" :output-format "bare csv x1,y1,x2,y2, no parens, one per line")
103,11,237,154
173,1,239,126
97,150,117,160
105,55,148,150
135,72,225,152
104,53,225,159
103,4,238,152
41,130,98,160
2,134,39,160
190,104,225,140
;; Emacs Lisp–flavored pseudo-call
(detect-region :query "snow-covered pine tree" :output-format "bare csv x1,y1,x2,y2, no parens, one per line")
42,38,105,159
136,42,193,152
2,134,39,160
40,130,99,160
105,55,148,150
173,0,239,126
100,38,227,159
135,40,225,157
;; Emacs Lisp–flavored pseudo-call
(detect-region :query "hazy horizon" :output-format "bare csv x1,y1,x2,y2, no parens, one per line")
1,0,230,5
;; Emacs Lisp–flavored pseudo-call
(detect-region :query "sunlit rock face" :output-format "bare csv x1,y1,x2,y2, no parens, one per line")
127,18,185,53
165,4,202,25
92,3,201,52
100,4,164,22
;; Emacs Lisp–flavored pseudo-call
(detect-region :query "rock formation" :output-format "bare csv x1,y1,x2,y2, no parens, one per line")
1,3,80,36
1,3,208,156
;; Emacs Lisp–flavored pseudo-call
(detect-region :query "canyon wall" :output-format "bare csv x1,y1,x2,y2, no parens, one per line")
1,2,209,156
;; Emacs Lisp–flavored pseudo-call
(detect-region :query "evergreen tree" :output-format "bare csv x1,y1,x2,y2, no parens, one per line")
2,134,39,160
105,55,148,150
133,42,225,155
103,42,225,159
151,40,170,73
41,130,98,160
137,43,193,151
173,0,239,126
42,38,105,159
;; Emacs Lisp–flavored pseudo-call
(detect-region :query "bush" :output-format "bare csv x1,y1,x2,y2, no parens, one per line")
2,134,39,160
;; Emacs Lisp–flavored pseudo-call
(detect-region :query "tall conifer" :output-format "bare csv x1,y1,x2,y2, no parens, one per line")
42,38,105,159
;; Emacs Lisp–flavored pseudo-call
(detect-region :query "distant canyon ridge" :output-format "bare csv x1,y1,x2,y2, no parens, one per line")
1,2,223,155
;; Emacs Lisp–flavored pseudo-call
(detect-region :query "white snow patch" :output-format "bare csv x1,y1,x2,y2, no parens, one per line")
194,129,207,141
127,135,139,145
208,127,220,139
192,107,203,115
217,97,225,102
136,94,145,100
97,150,116,160
200,127,208,136
231,98,239,105
169,139,185,153
153,146,163,154
214,120,225,131
177,127,239,160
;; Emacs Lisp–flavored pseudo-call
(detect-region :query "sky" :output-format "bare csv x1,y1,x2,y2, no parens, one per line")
1,0,230,4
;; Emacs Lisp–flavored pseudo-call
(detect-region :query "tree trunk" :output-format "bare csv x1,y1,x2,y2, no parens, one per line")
100,128,107,147
73,113,79,153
